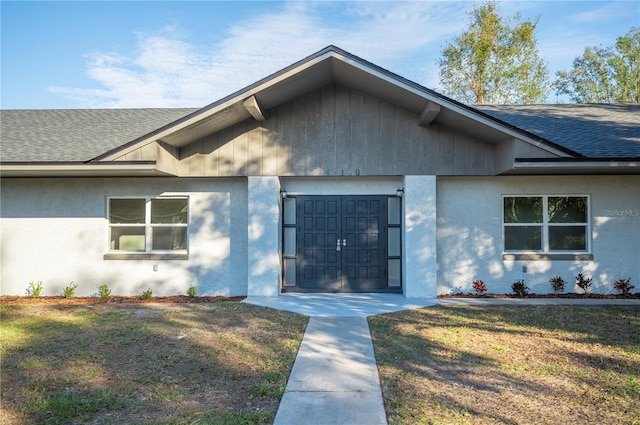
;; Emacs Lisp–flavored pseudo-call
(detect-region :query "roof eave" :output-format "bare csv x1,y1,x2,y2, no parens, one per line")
0,161,173,177
503,159,640,175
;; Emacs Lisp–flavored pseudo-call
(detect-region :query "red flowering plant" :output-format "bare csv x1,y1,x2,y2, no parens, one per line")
549,276,565,294
471,279,487,296
613,278,635,296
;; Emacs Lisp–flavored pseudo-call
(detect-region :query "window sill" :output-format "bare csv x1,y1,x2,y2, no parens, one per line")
503,253,593,261
104,253,189,261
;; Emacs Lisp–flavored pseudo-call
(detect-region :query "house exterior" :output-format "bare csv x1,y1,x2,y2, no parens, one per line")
1,46,639,298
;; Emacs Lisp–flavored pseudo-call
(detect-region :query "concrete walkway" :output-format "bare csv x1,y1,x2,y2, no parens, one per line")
244,293,439,317
273,316,387,425
244,294,437,425
243,294,639,425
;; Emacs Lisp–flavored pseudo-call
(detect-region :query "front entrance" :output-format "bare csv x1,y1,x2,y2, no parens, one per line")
282,195,402,293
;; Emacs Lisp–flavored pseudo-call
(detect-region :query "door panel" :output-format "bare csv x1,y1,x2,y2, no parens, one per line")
299,197,341,290
342,197,385,291
294,195,392,292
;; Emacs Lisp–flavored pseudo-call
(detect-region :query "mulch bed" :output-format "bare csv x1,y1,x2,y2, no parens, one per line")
0,295,246,305
3,293,638,305
438,293,640,299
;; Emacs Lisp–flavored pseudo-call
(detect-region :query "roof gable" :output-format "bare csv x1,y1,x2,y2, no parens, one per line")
1,46,638,177
95,45,573,162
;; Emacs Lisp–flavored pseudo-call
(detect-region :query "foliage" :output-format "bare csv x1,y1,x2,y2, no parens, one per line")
511,279,529,297
575,273,593,294
555,28,640,103
140,288,153,300
549,276,565,294
62,282,78,298
97,284,111,298
438,1,549,105
26,281,44,298
471,279,487,295
613,278,635,296
187,285,197,298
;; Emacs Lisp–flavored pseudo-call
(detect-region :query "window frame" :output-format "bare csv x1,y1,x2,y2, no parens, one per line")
106,196,189,258
502,194,590,255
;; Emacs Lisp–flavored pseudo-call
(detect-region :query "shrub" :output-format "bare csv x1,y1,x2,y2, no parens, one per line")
549,276,565,294
575,273,592,294
471,280,487,295
187,285,197,298
613,278,635,296
62,282,78,298
26,281,44,298
140,288,153,300
511,280,529,297
97,284,111,298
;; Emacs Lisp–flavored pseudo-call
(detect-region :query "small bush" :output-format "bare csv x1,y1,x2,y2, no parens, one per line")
97,284,111,298
140,288,153,300
26,281,44,298
471,280,487,295
511,280,529,297
575,273,592,294
62,282,78,298
549,276,565,294
613,278,635,296
187,285,197,298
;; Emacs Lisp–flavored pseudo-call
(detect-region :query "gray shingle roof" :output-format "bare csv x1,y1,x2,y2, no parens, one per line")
0,108,197,162
1,104,638,163
477,104,640,158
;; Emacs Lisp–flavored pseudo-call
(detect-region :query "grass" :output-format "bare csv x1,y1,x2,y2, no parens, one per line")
3,300,638,424
0,301,307,424
368,305,640,425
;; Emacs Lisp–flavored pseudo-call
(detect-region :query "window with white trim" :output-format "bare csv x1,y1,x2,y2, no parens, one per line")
108,197,188,253
503,196,589,253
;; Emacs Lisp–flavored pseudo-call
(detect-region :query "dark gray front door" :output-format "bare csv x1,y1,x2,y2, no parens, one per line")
292,195,393,292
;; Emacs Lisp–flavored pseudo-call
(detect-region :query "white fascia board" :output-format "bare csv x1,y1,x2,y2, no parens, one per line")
510,160,639,174
0,163,171,177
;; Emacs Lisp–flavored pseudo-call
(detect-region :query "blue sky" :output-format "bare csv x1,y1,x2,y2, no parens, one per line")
1,1,638,109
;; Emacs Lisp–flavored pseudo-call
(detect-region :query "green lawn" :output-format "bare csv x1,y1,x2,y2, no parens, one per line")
0,302,308,425
369,305,640,425
3,301,638,425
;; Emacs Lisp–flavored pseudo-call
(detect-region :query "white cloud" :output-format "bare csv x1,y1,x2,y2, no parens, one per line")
47,1,470,108
567,1,632,23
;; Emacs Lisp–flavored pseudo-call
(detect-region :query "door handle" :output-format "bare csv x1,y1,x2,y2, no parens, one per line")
342,239,347,247
336,239,341,252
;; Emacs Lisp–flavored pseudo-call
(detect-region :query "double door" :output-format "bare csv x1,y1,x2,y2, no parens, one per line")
282,195,401,292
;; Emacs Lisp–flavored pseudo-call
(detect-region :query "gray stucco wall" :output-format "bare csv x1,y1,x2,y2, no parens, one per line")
436,175,640,295
0,177,248,297
2,174,637,298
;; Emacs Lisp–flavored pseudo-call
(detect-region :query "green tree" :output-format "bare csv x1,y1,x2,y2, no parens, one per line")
438,1,549,105
555,28,640,103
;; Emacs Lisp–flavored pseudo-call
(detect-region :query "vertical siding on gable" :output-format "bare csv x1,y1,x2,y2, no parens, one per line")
379,101,395,174
218,126,236,176
203,133,220,176
246,124,262,175
334,84,351,174
172,84,497,177
317,86,337,174
290,96,307,175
